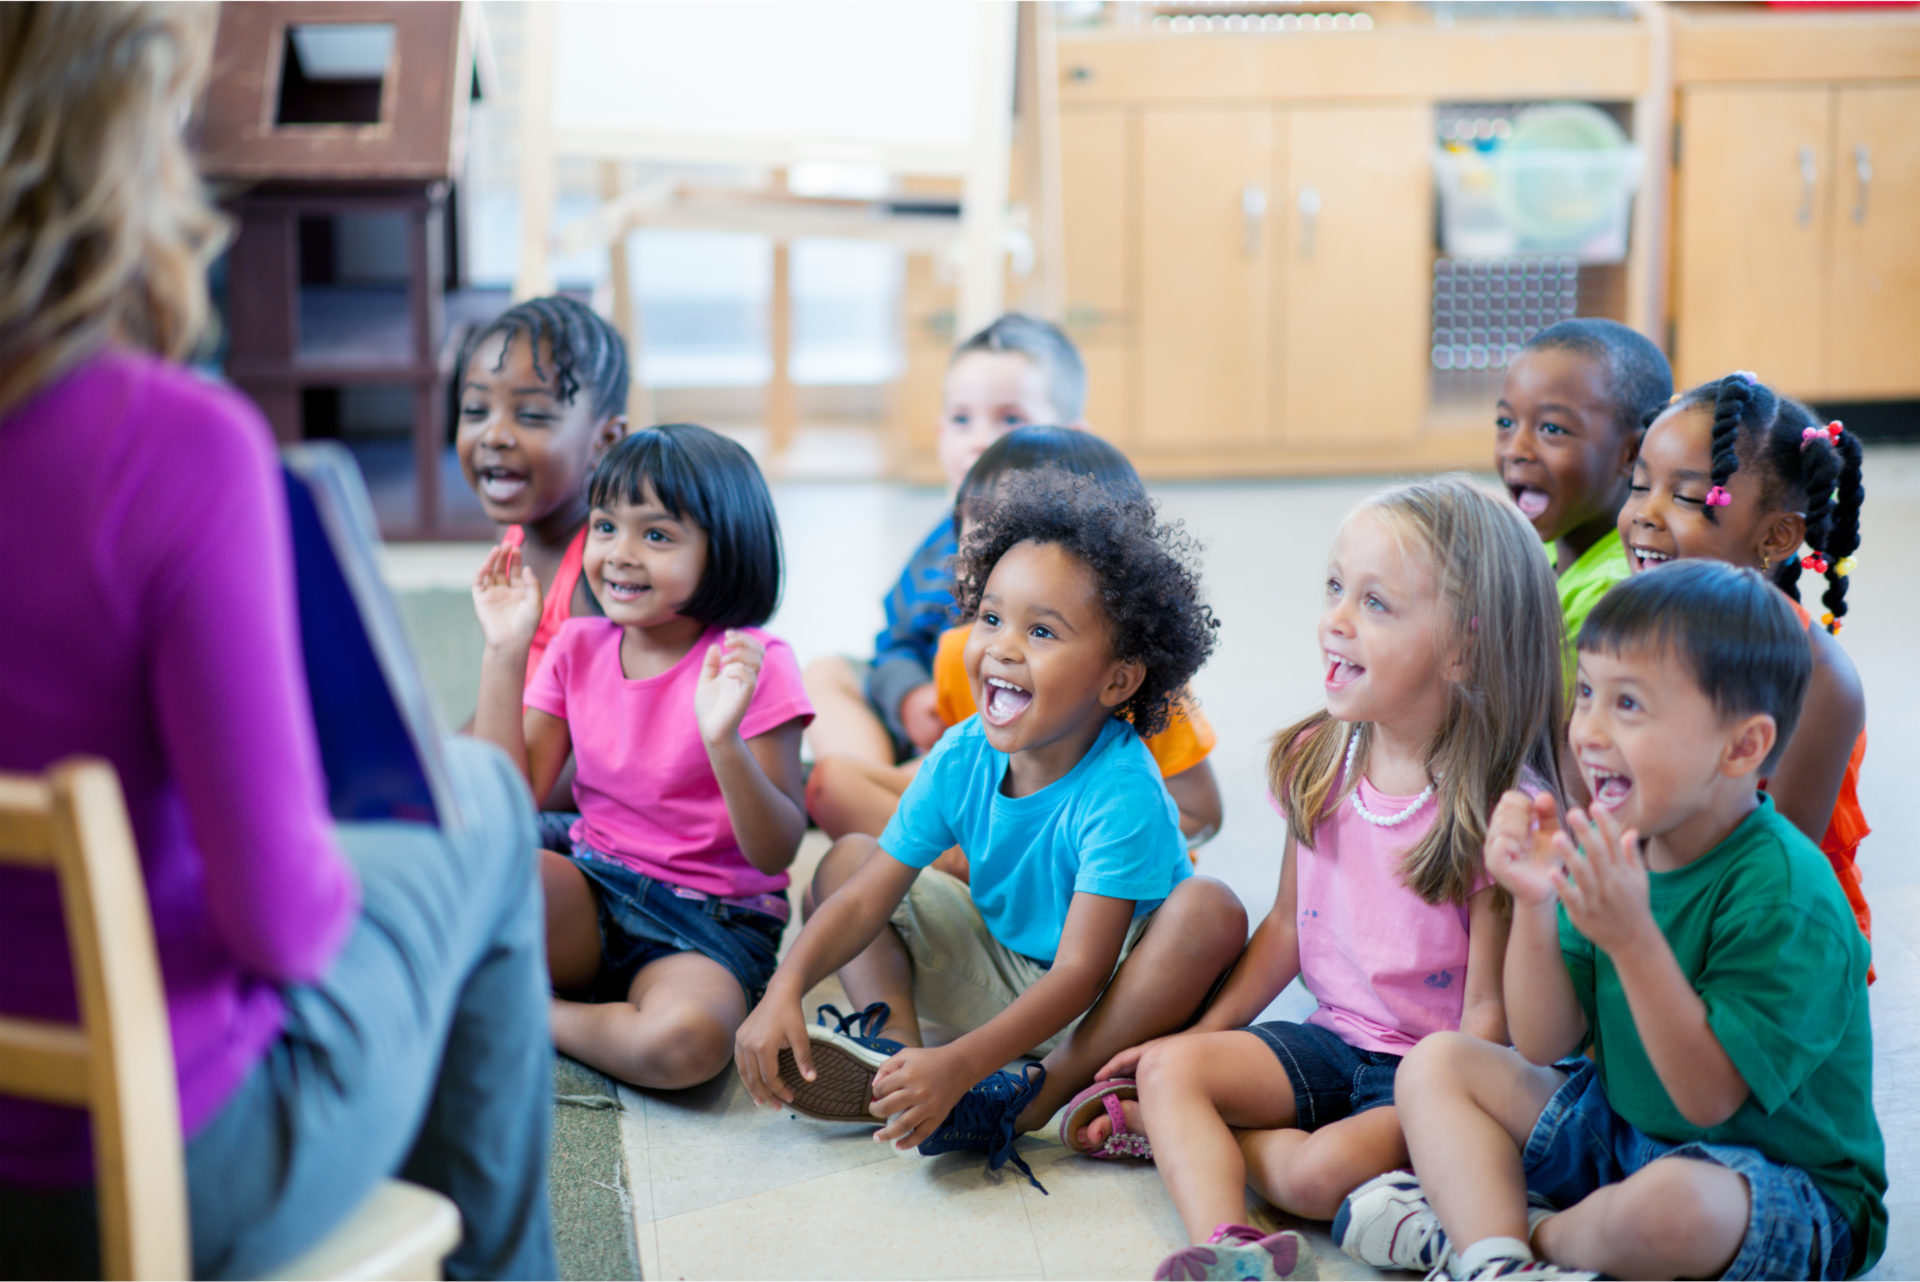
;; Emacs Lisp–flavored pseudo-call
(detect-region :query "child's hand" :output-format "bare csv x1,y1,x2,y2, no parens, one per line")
1484,790,1566,910
1093,1037,1167,1083
868,1046,977,1150
471,544,542,651
733,990,813,1109
899,683,945,753
1552,805,1656,956
695,630,765,747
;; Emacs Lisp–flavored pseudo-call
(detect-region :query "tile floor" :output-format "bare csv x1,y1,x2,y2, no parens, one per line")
385,447,1920,1280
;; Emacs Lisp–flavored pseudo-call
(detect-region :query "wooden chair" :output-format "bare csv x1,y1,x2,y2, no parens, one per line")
0,760,462,1280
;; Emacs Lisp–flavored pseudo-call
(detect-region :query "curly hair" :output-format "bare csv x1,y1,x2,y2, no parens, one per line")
952,465,1217,739
1679,373,1864,634
0,2,226,415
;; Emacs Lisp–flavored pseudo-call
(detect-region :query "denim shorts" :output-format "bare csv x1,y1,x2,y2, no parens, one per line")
566,847,785,1006
1524,1059,1854,1281
1244,1019,1402,1130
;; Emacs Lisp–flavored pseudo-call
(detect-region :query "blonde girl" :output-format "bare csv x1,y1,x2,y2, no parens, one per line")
1079,476,1566,1282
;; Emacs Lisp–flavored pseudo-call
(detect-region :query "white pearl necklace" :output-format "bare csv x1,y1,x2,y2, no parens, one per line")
1344,731,1436,827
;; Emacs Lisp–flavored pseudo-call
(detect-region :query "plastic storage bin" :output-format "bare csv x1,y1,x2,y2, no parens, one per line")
1433,144,1643,263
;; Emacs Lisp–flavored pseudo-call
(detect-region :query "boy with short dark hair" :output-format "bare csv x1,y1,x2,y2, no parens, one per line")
1335,560,1885,1281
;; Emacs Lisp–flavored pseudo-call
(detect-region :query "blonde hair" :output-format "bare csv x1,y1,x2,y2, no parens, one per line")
0,2,226,415
1269,475,1566,906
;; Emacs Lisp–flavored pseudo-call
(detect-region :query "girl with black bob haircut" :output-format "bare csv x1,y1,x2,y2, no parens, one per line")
588,423,786,629
473,421,814,1097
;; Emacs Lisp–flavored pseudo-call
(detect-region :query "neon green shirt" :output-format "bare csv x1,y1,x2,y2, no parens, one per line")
1559,798,1886,1276
1556,529,1632,650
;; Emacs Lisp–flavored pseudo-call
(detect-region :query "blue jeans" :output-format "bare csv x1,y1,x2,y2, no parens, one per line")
1525,1059,1853,1281
183,737,557,1279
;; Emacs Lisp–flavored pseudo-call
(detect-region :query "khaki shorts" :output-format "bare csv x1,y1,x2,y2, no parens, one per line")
888,868,1153,1056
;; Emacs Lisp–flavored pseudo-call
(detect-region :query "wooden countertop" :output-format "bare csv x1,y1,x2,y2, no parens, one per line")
1669,3,1920,84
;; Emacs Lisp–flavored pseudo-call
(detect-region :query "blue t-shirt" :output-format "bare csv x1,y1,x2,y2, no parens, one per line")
878,715,1190,964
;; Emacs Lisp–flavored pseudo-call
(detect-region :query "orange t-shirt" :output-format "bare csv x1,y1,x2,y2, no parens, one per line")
502,524,588,690
1773,598,1872,954
930,624,1215,778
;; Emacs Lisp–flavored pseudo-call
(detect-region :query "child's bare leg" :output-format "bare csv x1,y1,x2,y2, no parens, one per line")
551,951,746,1089
1532,1157,1747,1279
806,833,925,1048
805,755,916,841
1242,1107,1409,1221
540,850,603,989
1395,1032,1567,1250
1015,877,1247,1130
802,656,896,766
1131,1031,1298,1242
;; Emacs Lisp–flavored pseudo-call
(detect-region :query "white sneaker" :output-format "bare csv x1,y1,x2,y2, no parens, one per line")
1333,1172,1449,1272
1446,1254,1596,1280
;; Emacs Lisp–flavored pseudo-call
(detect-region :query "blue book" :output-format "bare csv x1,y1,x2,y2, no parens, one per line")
282,442,459,828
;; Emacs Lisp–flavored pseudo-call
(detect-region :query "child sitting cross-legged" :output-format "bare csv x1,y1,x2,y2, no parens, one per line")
1337,559,1886,1281
735,466,1246,1189
1083,477,1567,1282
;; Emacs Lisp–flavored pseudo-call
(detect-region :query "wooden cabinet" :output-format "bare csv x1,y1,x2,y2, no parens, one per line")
1826,84,1920,399
1674,79,1920,400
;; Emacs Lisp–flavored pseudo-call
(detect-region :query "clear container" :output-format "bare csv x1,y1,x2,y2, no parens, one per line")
1433,145,1643,263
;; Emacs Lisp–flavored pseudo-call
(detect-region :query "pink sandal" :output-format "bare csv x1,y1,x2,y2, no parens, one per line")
1060,1078,1152,1160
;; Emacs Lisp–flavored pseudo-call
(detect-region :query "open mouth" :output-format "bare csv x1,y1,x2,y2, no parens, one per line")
1507,484,1550,521
477,468,529,504
1325,655,1365,690
1628,545,1675,573
601,580,651,604
1588,766,1633,810
981,676,1033,726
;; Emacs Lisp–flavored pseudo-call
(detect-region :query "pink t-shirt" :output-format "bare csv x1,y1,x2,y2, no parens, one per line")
524,619,813,898
1295,778,1489,1056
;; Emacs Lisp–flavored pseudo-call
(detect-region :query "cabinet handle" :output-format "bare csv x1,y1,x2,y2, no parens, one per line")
1297,184,1322,260
1796,145,1817,229
1241,184,1267,258
1852,143,1872,225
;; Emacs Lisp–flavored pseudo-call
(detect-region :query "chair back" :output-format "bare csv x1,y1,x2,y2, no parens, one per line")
0,760,189,1279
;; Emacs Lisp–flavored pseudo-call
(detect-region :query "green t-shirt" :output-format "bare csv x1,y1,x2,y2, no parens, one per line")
1559,797,1886,1277
1550,531,1631,686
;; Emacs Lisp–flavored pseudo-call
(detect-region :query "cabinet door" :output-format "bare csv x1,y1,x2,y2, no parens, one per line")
1826,83,1920,398
1137,108,1278,451
1673,88,1832,393
1277,105,1432,447
1059,109,1135,443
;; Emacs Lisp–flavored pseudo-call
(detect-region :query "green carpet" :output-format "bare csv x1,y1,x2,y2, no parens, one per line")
394,589,640,1280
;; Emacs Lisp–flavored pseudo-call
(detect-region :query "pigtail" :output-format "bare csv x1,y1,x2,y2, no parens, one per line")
1819,429,1865,634
1703,374,1756,516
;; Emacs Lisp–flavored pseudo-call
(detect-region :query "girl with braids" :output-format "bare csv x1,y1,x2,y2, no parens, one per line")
1619,371,1872,956
456,295,630,683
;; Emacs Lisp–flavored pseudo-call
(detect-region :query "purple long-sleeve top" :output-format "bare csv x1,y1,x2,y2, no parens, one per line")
0,351,360,1187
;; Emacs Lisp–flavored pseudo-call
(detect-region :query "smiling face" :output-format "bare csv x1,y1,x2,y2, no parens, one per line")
1620,405,1805,577
962,539,1140,786
580,480,710,633
457,331,621,532
937,351,1067,490
1319,508,1456,741
1494,348,1638,560
1571,642,1774,865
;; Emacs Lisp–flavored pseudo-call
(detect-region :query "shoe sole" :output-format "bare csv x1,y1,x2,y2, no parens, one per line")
776,1025,893,1123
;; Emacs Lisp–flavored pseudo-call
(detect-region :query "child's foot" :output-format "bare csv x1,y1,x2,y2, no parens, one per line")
1333,1171,1449,1272
1060,1081,1150,1159
1335,1173,1560,1275
1153,1225,1317,1281
917,1062,1047,1192
778,1002,904,1124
